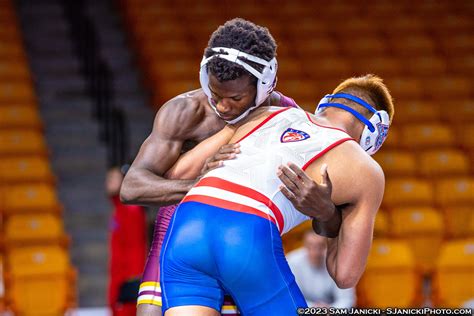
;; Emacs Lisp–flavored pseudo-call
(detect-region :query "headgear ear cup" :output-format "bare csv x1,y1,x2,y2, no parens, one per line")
315,93,390,155
199,47,277,124
360,110,390,155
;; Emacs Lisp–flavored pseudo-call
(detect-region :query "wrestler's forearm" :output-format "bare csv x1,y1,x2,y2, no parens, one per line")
120,168,195,207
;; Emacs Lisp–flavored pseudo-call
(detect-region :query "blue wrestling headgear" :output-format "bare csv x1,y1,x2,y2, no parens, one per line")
199,47,278,124
316,93,390,155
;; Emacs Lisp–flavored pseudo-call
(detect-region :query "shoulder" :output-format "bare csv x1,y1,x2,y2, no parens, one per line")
334,141,385,187
153,89,210,138
330,141,385,202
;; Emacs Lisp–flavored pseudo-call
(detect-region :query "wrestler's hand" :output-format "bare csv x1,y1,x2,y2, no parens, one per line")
199,143,241,176
277,162,335,221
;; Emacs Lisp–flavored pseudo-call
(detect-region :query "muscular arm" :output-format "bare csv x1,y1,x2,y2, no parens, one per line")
120,99,218,206
165,125,236,179
306,143,385,289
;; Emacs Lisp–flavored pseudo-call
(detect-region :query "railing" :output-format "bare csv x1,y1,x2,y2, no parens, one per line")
63,0,129,168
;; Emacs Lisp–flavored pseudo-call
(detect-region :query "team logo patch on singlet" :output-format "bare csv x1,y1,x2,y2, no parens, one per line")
280,128,310,143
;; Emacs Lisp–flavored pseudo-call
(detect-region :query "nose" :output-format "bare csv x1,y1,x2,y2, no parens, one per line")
216,98,231,114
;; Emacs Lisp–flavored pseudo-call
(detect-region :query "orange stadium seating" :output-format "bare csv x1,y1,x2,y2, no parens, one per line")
418,149,470,177
390,207,444,274
0,157,54,185
4,213,68,249
6,246,75,315
383,178,434,208
400,124,455,149
435,177,474,207
433,239,474,307
357,239,422,307
0,130,47,157
374,151,416,177
0,106,42,130
1,183,62,215
443,207,474,239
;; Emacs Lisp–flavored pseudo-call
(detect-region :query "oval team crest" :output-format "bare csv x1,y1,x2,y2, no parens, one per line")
280,128,310,143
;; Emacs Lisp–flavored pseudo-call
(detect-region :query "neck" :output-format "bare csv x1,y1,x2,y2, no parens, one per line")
314,108,364,140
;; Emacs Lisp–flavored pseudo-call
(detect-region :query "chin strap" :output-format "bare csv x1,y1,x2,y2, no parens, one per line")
208,97,264,125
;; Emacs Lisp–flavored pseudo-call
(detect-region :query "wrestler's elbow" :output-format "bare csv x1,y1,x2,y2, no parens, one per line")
119,174,138,204
334,269,361,289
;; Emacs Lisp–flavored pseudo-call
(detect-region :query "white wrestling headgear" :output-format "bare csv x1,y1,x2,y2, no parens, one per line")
199,47,278,124
315,93,390,155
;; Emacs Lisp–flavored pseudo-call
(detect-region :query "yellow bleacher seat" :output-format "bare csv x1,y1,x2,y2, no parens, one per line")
395,100,440,123
405,56,447,77
425,77,471,99
390,35,436,57
153,80,200,107
0,157,54,184
433,239,474,307
4,213,67,247
277,80,320,101
352,57,402,77
400,124,455,149
277,59,304,79
0,81,36,104
307,57,352,79
374,210,389,238
286,19,328,38
373,150,416,176
419,149,470,177
445,100,474,124
0,42,24,60
6,246,73,315
0,106,42,129
439,34,473,56
435,177,474,207
0,60,31,80
390,207,444,274
443,207,474,238
385,77,423,100
383,178,434,208
357,239,421,308
330,19,376,36
295,36,339,57
1,183,61,215
382,125,399,149
385,18,425,34
449,55,474,76
340,37,386,56
150,59,196,81
0,130,47,156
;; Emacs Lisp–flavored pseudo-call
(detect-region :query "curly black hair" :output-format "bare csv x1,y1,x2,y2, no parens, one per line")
204,18,277,83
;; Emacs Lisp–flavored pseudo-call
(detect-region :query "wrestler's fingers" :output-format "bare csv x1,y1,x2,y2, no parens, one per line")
279,185,297,202
213,152,237,161
277,167,300,193
287,162,312,183
218,143,241,154
203,160,223,173
279,165,303,189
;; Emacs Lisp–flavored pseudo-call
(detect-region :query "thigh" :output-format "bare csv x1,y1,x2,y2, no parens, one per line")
160,202,225,313
216,212,307,315
138,206,177,308
137,303,162,316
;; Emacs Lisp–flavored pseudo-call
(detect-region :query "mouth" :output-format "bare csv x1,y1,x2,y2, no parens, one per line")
218,113,235,120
